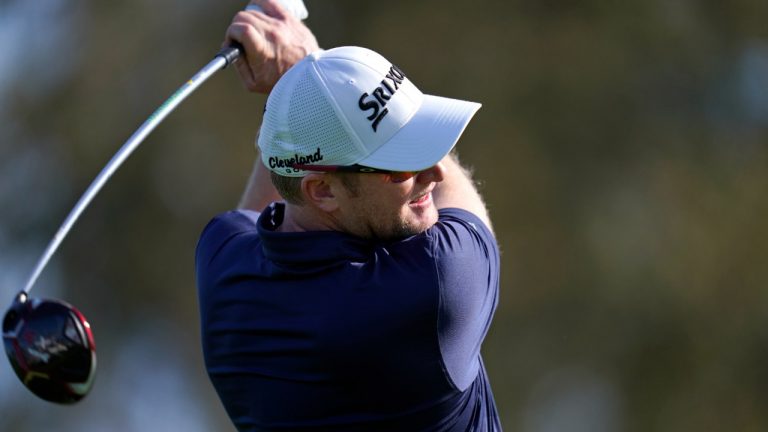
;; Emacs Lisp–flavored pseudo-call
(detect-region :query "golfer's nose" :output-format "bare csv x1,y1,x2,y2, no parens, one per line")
416,161,445,184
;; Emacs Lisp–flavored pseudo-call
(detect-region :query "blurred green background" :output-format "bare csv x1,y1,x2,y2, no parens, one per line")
2,0,767,430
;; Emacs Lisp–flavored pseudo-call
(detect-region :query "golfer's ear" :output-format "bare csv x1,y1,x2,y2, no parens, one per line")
301,173,339,212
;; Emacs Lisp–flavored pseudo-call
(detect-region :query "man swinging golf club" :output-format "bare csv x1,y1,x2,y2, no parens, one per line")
195,1,502,430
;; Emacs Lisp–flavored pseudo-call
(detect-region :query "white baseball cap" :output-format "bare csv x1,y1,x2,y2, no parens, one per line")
258,46,481,177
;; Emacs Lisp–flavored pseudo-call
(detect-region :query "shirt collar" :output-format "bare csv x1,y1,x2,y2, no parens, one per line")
256,202,372,266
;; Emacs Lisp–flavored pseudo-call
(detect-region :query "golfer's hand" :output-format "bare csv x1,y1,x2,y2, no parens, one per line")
225,0,319,93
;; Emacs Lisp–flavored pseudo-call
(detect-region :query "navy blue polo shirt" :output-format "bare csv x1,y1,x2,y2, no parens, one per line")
195,203,501,431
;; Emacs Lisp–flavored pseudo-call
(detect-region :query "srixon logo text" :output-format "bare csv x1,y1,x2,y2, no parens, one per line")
358,65,406,132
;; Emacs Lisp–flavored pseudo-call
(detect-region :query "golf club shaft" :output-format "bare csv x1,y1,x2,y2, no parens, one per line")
22,45,242,294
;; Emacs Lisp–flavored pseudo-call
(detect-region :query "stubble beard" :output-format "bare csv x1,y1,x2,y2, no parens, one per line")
378,205,438,241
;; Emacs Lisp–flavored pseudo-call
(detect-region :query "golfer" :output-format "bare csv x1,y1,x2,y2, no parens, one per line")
195,1,502,430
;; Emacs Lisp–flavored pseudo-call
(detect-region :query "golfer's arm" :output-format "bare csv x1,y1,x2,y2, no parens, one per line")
238,155,283,211
432,153,493,232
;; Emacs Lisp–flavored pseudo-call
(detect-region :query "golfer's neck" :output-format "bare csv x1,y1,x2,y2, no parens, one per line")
278,204,337,233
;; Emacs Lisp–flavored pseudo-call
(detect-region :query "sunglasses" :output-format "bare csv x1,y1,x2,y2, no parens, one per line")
290,163,419,183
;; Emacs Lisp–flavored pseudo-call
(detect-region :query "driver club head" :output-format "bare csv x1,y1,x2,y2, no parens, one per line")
3,291,96,404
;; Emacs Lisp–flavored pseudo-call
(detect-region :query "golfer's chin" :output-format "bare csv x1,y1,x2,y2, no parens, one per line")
404,201,439,235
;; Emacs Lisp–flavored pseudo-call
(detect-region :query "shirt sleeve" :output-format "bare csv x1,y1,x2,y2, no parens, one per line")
430,208,500,391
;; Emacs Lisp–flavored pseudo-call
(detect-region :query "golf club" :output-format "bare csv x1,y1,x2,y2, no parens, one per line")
2,44,241,405
3,0,307,405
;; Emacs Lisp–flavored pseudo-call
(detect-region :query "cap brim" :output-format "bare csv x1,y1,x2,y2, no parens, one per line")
356,95,481,172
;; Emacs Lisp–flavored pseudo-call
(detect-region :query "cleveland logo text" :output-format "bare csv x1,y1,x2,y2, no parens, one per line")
269,148,324,169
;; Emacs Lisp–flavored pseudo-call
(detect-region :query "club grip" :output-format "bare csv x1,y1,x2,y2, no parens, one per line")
217,42,244,67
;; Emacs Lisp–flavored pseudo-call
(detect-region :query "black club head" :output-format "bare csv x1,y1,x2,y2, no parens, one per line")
3,292,96,404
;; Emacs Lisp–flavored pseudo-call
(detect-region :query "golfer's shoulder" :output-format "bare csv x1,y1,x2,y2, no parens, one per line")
201,209,260,238
433,208,496,247
425,207,499,265
196,210,261,262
